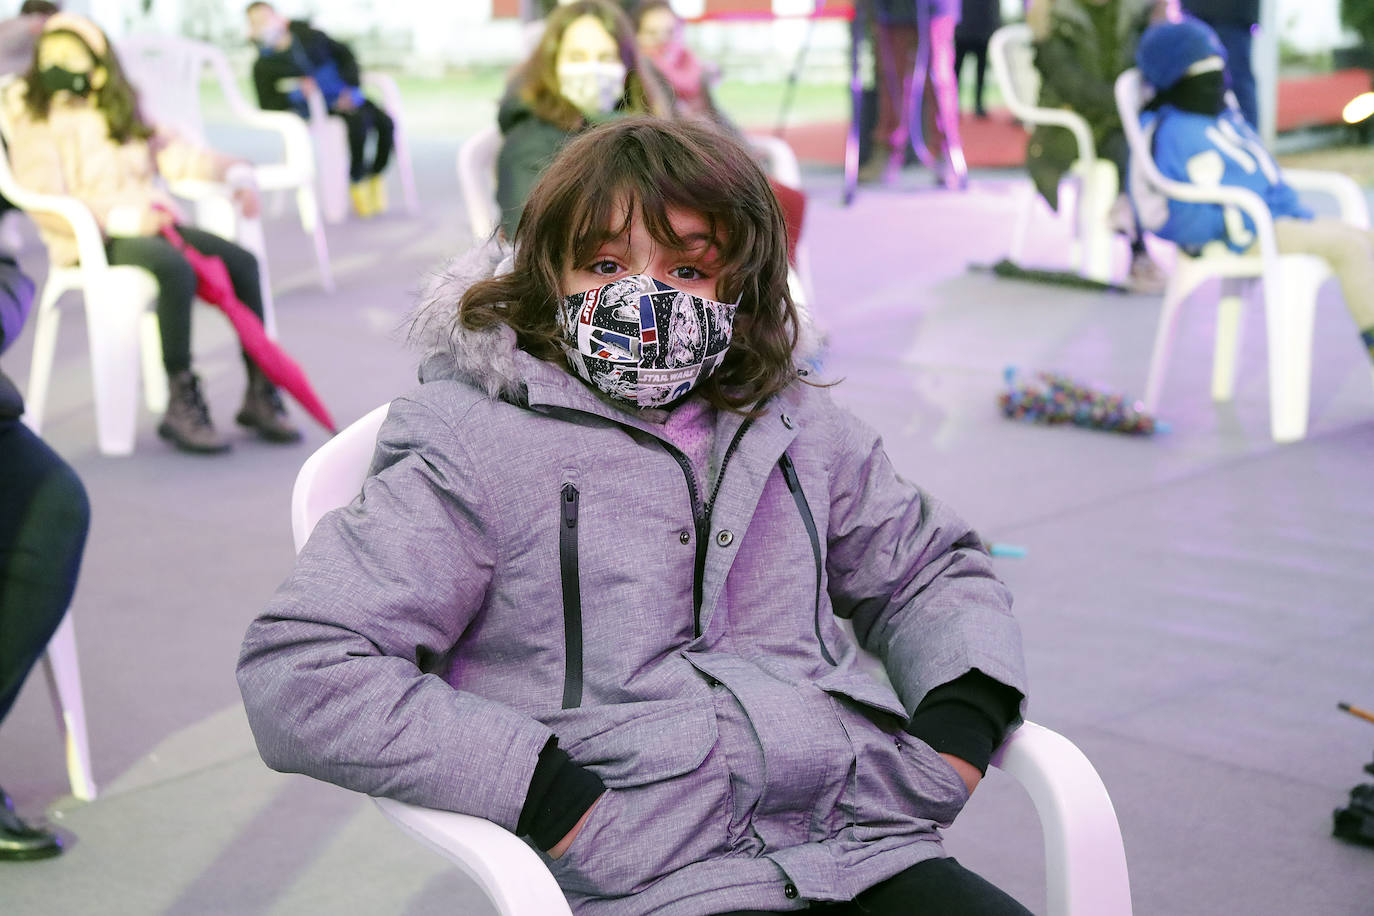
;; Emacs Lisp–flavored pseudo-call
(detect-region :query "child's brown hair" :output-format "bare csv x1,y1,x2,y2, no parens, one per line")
461,116,801,412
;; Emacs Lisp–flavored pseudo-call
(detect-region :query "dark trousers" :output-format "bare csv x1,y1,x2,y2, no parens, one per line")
338,99,394,183
105,226,264,375
715,857,1032,915
955,37,990,115
0,420,89,724
1208,21,1258,129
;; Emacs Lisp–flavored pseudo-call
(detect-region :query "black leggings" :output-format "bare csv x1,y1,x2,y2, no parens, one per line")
0,420,89,724
104,226,264,375
338,99,394,183
715,856,1032,915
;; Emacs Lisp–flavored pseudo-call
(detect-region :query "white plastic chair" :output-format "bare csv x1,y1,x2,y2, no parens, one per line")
989,23,1119,283
40,615,96,802
117,34,335,293
455,127,816,306
301,73,419,224
1115,68,1372,443
291,404,1133,916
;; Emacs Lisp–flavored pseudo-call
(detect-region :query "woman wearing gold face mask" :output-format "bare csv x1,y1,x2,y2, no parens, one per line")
4,13,300,453
494,0,670,241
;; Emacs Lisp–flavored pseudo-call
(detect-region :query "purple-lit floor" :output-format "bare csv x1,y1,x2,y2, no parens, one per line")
1,138,1372,914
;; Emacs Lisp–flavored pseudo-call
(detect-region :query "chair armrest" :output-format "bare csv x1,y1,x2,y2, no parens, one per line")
1281,168,1371,229
3,185,111,271
361,71,405,121
990,721,1132,916
987,24,1096,163
372,797,573,916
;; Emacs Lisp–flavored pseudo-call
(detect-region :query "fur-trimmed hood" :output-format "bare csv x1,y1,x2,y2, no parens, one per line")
409,237,827,405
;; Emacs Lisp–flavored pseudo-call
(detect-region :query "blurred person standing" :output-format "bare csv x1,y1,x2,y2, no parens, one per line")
1027,0,1171,291
954,0,1000,118
246,1,394,218
860,0,967,189
0,252,87,861
1180,0,1258,127
632,0,730,129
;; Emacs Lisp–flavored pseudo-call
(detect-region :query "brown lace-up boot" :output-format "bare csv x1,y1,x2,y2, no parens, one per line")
236,364,301,443
158,370,230,454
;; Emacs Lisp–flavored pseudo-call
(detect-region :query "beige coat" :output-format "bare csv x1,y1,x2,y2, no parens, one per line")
3,81,229,265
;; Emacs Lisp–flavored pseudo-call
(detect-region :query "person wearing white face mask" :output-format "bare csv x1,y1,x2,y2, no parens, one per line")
495,0,670,240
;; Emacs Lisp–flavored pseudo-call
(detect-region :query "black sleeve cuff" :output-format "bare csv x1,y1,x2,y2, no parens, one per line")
517,737,606,851
905,670,1024,774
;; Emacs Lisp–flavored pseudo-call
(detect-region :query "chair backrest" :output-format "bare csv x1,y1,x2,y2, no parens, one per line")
457,125,502,243
291,403,390,552
988,24,1042,120
118,35,264,147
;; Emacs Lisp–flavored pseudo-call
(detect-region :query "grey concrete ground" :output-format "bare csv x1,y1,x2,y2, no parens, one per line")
1,105,1373,914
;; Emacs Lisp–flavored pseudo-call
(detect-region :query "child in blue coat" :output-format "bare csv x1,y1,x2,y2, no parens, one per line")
1133,18,1374,365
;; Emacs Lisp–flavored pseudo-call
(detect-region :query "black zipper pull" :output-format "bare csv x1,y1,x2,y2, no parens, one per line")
779,452,801,493
562,483,579,528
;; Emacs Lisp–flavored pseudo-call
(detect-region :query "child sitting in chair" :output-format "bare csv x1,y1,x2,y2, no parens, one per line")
1133,18,1374,365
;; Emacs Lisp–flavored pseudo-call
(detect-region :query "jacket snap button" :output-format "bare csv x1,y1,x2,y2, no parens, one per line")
784,883,799,899
679,530,691,545
706,676,720,688
781,413,793,429
716,529,734,547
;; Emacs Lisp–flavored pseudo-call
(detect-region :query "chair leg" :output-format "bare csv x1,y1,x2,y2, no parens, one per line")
21,279,67,436
313,119,349,225
41,615,96,802
394,122,420,215
295,185,335,293
1143,267,1204,413
85,275,156,456
140,311,168,414
1265,262,1324,443
1210,278,1247,402
1009,182,1036,265
1076,161,1118,284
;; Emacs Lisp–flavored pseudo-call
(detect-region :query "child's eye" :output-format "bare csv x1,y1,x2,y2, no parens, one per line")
671,265,707,282
589,260,622,276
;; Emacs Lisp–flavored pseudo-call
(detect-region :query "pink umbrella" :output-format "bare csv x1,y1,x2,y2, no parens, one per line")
160,223,336,433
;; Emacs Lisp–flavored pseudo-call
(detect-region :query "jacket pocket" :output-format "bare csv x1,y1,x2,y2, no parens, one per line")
541,699,718,787
539,700,731,897
821,681,970,837
558,481,583,709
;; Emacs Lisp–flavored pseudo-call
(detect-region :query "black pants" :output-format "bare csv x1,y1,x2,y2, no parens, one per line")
338,99,394,183
954,38,990,115
0,419,89,724
105,226,264,375
715,857,1032,915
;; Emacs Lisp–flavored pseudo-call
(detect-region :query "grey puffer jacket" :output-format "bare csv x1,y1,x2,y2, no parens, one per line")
237,242,1026,916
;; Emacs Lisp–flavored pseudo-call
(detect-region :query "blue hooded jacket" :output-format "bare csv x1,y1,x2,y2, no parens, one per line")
1133,19,1311,253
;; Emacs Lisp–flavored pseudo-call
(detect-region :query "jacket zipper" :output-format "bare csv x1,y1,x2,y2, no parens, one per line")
778,452,836,666
659,417,753,638
559,483,584,708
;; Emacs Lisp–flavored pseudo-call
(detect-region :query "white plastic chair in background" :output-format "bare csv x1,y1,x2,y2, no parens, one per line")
454,127,816,307
41,615,96,802
989,23,1119,284
117,34,335,292
291,404,1134,916
1115,69,1372,443
302,73,419,224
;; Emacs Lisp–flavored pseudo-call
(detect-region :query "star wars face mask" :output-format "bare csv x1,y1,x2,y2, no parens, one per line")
556,60,627,116
557,274,737,409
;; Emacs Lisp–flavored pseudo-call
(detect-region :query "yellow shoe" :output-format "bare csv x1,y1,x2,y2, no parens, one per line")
349,181,374,218
367,174,387,215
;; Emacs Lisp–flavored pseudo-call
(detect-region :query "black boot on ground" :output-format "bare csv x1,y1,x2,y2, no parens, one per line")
158,370,230,454
0,786,63,862
236,365,301,443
